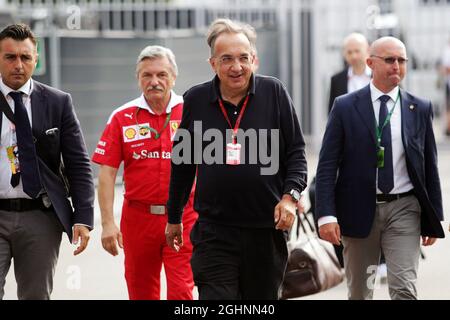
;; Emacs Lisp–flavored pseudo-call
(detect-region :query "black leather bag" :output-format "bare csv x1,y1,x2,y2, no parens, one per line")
281,211,345,299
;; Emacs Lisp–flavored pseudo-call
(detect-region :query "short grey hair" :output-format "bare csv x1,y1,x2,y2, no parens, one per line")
206,18,257,56
136,45,178,76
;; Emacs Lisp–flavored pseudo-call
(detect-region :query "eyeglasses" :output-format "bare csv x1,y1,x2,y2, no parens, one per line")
371,55,408,65
215,54,252,66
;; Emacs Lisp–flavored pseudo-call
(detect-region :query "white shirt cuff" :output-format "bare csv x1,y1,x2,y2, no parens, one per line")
318,216,338,227
73,223,91,229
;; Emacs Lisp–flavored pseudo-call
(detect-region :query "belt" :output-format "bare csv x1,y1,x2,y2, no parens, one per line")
126,199,166,215
376,190,415,204
0,197,50,212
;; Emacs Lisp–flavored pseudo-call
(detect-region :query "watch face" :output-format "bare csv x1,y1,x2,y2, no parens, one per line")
291,189,300,201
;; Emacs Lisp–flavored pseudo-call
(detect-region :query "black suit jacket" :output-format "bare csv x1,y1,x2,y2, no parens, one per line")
316,85,445,238
328,68,348,113
0,80,94,241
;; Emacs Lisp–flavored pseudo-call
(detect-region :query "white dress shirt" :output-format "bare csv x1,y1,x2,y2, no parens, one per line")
318,81,414,227
0,78,34,199
347,66,372,93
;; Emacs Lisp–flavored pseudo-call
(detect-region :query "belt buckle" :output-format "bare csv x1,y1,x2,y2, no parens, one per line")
150,205,165,215
376,196,387,205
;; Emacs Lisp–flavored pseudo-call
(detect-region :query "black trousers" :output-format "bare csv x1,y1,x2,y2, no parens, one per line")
190,221,288,300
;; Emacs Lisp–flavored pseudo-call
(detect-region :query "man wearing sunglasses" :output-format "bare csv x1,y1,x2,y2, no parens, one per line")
315,37,445,300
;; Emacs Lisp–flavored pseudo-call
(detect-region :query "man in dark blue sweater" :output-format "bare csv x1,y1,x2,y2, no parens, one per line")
165,18,307,300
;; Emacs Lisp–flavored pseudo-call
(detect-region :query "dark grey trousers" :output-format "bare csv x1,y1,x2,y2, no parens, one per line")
0,209,63,300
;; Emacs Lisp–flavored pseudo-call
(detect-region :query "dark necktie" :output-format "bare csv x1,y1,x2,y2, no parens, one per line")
378,95,394,194
9,92,42,198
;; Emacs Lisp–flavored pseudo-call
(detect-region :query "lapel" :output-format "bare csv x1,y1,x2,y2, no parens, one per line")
30,80,47,137
355,85,377,144
400,88,417,150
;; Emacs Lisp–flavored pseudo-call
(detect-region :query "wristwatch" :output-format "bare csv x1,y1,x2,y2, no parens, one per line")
286,189,301,203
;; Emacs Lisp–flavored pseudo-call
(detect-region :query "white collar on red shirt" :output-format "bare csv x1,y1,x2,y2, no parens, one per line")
138,91,183,115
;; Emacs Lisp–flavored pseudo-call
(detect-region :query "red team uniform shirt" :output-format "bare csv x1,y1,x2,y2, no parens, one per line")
92,93,185,204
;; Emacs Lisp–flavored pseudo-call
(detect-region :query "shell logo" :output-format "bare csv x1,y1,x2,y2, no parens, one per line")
125,128,137,140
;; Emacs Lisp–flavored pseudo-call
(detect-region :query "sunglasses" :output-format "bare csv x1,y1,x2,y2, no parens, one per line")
371,55,408,65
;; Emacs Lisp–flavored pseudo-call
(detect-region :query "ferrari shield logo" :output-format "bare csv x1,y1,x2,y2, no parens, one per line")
169,120,180,141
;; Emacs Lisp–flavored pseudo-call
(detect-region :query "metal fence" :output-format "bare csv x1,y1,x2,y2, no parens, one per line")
5,0,277,36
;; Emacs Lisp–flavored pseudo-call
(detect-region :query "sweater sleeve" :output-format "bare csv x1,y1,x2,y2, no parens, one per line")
167,91,197,224
277,81,308,194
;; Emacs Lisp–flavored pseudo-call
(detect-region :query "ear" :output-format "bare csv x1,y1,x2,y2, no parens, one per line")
366,57,374,70
209,57,217,73
252,54,259,72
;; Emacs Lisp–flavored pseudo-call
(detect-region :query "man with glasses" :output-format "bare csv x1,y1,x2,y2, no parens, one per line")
315,37,445,300
165,18,307,300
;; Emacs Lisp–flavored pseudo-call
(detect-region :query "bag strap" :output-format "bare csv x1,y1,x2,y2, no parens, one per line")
1,89,71,196
294,210,318,240
0,91,16,124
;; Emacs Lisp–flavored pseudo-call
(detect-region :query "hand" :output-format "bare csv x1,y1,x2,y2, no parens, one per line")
165,223,183,252
296,195,306,214
319,222,341,245
421,236,437,246
274,195,297,231
72,225,91,256
101,222,123,256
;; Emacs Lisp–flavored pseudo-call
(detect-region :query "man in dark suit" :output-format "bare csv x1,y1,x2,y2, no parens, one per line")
0,24,94,299
315,37,445,300
328,33,371,113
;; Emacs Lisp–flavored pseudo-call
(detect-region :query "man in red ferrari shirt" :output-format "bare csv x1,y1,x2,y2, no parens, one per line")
92,45,197,300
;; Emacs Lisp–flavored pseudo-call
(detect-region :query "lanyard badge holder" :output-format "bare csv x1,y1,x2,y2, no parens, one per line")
226,134,241,165
218,95,249,166
134,108,172,140
376,93,400,168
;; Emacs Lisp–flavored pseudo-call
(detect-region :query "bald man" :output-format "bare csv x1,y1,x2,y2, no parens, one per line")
316,37,445,300
328,33,371,112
